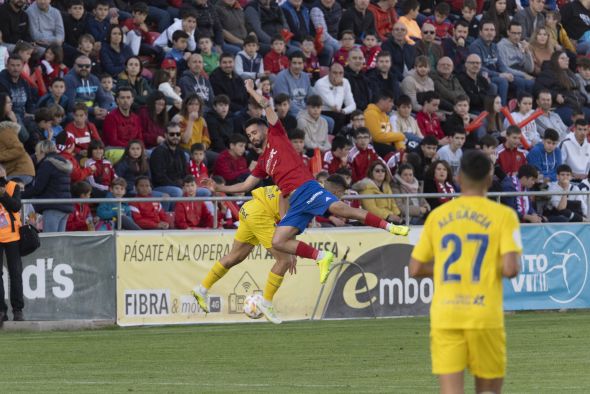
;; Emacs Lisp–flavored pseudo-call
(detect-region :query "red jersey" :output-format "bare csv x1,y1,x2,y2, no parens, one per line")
188,159,209,184
174,194,214,229
496,143,528,176
333,47,352,67
252,121,314,195
361,45,381,70
417,111,445,140
264,51,289,74
66,203,92,231
130,197,168,229
86,158,116,188
348,144,383,183
65,121,101,153
323,151,350,174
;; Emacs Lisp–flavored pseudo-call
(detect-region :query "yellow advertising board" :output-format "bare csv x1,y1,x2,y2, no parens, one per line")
116,229,410,326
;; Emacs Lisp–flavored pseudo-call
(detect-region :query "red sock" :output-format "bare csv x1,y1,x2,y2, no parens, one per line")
364,212,388,230
295,241,320,259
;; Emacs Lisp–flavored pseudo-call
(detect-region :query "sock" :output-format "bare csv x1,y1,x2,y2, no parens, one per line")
201,261,228,290
295,241,320,260
263,272,284,302
364,212,389,230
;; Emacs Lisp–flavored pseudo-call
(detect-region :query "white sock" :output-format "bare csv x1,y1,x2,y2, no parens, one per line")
260,297,272,307
385,223,394,232
198,285,208,295
316,251,325,260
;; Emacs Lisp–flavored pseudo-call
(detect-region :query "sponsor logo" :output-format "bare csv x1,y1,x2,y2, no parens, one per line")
3,258,74,300
124,289,170,316
228,272,262,314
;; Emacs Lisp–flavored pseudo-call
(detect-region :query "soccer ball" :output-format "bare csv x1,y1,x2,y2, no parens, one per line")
243,294,263,319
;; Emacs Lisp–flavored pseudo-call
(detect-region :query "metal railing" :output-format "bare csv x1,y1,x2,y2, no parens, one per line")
21,189,590,230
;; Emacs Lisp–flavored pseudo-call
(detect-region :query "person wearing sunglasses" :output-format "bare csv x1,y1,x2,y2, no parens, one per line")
64,54,110,122
415,22,443,70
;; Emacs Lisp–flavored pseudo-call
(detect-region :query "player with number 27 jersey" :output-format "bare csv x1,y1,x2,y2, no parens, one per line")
412,196,522,329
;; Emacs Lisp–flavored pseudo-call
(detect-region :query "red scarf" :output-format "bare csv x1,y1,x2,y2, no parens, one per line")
435,181,455,203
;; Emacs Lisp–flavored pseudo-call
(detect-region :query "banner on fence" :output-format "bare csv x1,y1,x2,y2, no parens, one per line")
503,224,590,310
115,230,411,326
2,233,116,320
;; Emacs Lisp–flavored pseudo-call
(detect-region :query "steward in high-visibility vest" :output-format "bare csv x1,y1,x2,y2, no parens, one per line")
0,181,21,243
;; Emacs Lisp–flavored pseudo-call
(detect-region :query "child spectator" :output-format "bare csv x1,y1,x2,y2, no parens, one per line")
26,108,53,154
235,35,265,80
339,110,365,141
426,2,454,41
416,91,447,143
38,78,70,111
297,95,331,153
546,164,587,222
301,36,320,82
436,129,466,179
527,128,562,183
115,140,150,194
333,30,356,67
211,175,239,229
56,130,94,184
545,10,576,55
263,36,289,76
188,143,209,184
154,8,198,53
275,93,297,134
174,175,214,229
100,73,116,111
442,95,473,146
40,45,69,89
153,66,183,111
289,128,311,170
360,33,381,70
96,178,141,230
504,92,540,148
87,1,113,46
62,0,87,51
66,181,95,232
85,139,116,195
399,0,421,44
122,2,161,60
501,164,545,223
205,95,234,152
574,57,590,104
130,176,170,230
64,103,101,157
390,95,423,146
323,136,352,174
348,127,382,183
199,36,220,76
165,30,191,75
459,0,480,43
256,77,274,109
48,104,66,141
213,134,251,184
423,159,456,211
496,125,528,176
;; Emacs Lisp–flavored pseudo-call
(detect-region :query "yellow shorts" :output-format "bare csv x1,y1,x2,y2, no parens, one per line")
430,328,506,378
234,200,277,250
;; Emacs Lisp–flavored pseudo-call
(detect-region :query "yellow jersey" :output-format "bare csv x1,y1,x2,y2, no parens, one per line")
250,186,281,222
411,196,522,329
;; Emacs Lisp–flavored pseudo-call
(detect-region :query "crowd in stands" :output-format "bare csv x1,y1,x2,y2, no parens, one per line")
2,0,590,233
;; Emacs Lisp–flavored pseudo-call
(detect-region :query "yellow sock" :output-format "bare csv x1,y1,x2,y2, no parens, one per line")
263,272,284,302
201,261,229,290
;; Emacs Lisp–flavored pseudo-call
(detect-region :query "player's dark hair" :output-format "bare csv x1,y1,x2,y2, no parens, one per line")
243,117,268,131
326,174,348,190
543,128,559,142
517,164,539,179
335,167,352,177
460,150,492,183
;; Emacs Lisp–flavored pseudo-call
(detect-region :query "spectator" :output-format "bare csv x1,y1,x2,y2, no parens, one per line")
154,63,183,109
398,0,421,44
66,181,94,232
215,0,248,54
311,0,342,58
545,10,576,55
64,103,100,157
86,1,112,47
501,164,545,223
213,133,251,184
179,54,215,109
442,20,470,72
367,51,401,104
26,0,65,48
547,164,587,221
353,160,402,223
198,36,219,76
102,87,143,148
425,2,453,41
192,0,224,54
149,122,187,205
288,128,311,170
0,94,23,141
338,109,364,141
561,0,590,55
497,21,535,83
154,8,198,53
496,125,528,176
413,135,439,181
0,56,35,124
0,0,32,49
205,94,233,153
187,143,209,185
437,129,466,179
209,53,249,113
62,0,87,51
400,55,435,112
535,89,569,141
560,119,590,181
64,55,109,121
344,48,371,111
348,127,382,183
295,95,329,152
121,2,164,61
273,51,312,117
528,128,562,183
263,36,289,76
0,121,35,185
314,62,356,134
513,0,546,40
56,131,94,186
415,23,443,69
392,163,430,225
423,159,456,211
280,0,314,47
338,0,376,44
323,136,352,174
274,93,298,133
367,0,396,42
100,25,133,77
390,95,422,145
361,33,381,71
529,26,555,76
431,56,467,112
96,177,141,230
22,140,73,232
575,57,590,108
235,35,265,80
443,95,473,145
233,98,264,137
85,140,115,194
0,164,25,323
416,91,446,143
138,92,167,150
382,22,416,82
243,0,289,52
40,45,69,90
173,94,212,153
38,77,69,111
483,0,511,43
333,30,356,67
174,175,214,229
114,140,150,194
457,54,493,113
364,90,405,155
504,92,540,147
130,176,170,230
116,56,153,108
477,95,505,140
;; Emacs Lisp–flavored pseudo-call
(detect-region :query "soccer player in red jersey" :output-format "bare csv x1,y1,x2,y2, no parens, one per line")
212,79,410,285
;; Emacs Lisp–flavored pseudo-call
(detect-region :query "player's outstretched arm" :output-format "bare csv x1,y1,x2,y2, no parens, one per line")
409,257,433,278
245,79,278,126
502,252,520,278
216,175,261,194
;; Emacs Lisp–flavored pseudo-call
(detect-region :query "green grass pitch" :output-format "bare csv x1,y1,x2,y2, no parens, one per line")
0,311,588,393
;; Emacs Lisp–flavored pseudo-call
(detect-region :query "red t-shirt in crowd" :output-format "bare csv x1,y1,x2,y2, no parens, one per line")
251,121,314,196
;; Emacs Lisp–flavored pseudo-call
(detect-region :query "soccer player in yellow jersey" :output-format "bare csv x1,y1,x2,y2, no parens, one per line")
409,151,522,394
192,177,348,324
